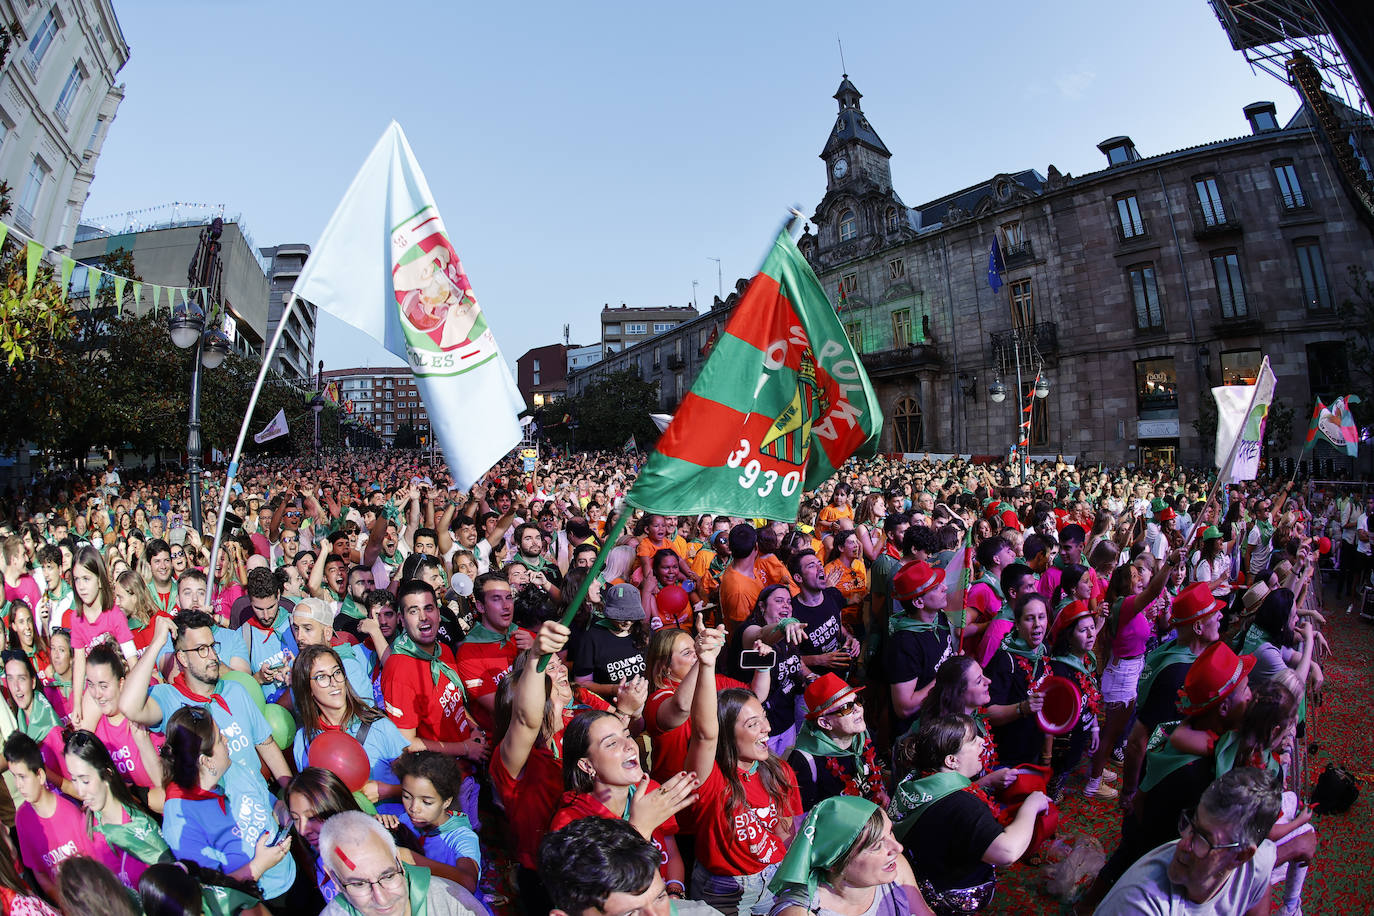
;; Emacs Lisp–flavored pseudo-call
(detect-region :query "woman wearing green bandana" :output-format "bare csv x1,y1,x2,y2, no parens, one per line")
64,730,171,889
767,797,928,916
887,715,1047,914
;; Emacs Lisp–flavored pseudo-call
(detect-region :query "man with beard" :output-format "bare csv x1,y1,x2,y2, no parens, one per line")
454,573,535,734
238,567,295,702
510,523,563,599
333,565,377,642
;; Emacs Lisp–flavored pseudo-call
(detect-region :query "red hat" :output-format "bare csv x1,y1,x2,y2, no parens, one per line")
1155,506,1177,522
1050,600,1094,645
803,673,863,719
892,560,945,602
1179,641,1256,717
1000,509,1023,531
1170,582,1226,629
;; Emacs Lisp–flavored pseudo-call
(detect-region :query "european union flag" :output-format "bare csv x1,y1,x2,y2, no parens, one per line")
987,237,1005,292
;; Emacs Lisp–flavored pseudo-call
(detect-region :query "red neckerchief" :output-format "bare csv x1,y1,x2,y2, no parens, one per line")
166,782,227,813
245,613,277,634
883,542,902,561
170,673,232,714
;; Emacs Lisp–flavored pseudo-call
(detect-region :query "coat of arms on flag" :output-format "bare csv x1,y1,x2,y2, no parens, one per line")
393,208,494,369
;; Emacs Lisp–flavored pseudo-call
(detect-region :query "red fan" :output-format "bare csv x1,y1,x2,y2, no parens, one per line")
1036,676,1083,737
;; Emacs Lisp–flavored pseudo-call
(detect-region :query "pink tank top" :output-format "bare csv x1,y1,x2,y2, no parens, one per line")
95,716,163,789
1110,595,1150,659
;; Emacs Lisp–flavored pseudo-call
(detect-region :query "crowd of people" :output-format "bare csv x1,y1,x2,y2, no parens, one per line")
0,447,1366,916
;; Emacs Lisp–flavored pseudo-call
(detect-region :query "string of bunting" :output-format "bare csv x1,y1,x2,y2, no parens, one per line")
0,218,218,318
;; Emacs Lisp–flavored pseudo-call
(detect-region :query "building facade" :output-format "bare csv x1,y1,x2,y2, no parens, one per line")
0,0,129,248
601,303,698,353
515,343,569,408
566,342,601,374
259,243,317,382
73,218,271,355
322,367,430,446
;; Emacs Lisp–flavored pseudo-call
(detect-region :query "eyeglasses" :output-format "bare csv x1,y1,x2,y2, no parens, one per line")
178,641,221,659
336,858,406,897
310,668,347,687
1177,810,1243,857
170,551,185,559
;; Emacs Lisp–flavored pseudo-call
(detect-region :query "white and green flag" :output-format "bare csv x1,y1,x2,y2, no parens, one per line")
292,122,524,488
1212,356,1277,483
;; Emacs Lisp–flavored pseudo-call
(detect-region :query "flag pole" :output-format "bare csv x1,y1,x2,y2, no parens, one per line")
204,292,304,604
537,506,633,672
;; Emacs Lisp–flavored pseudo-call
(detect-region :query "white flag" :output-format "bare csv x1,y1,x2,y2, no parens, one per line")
291,122,524,489
1213,356,1276,483
253,409,290,444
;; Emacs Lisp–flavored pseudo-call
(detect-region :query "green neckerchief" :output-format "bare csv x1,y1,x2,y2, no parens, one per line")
889,770,970,841
338,594,366,620
791,721,868,773
325,585,342,603
1139,728,1203,793
93,803,171,865
1136,640,1198,707
708,551,730,579
1255,520,1275,544
1212,731,1281,781
17,691,60,741
889,612,946,636
1001,633,1046,661
512,553,553,575
332,864,431,916
146,580,175,615
1051,651,1097,677
377,548,402,570
391,631,465,694
1240,624,1276,658
466,620,519,646
976,573,1005,601
45,580,71,604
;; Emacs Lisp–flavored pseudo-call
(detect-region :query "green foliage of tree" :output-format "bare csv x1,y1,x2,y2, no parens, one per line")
392,423,419,450
0,184,79,367
553,370,659,452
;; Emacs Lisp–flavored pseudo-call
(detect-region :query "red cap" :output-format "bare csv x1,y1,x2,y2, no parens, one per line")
1000,509,1023,531
1169,582,1226,629
1050,600,1094,645
893,560,945,602
803,673,863,719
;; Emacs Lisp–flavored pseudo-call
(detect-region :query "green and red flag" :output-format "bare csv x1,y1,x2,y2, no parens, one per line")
626,228,882,521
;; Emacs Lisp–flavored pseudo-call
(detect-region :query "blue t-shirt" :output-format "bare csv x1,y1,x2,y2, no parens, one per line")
162,795,250,876
149,677,270,778
222,752,296,899
399,811,482,870
331,643,375,704
238,609,297,702
292,714,411,788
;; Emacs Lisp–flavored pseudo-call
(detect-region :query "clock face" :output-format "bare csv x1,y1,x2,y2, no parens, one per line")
832,157,849,179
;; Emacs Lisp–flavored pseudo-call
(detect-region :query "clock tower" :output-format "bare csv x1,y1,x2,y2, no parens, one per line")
805,75,909,269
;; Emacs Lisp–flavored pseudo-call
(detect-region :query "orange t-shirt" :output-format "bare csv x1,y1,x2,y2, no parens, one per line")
826,557,869,608
719,566,763,630
818,505,854,535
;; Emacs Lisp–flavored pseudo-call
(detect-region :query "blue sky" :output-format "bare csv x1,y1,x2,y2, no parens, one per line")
83,0,1297,371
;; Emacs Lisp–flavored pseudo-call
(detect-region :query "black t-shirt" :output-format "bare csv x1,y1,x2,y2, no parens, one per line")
570,624,647,684
883,624,956,735
1130,754,1212,865
904,790,1003,891
987,648,1045,767
1137,660,1191,731
792,588,848,674
724,623,806,736
787,745,872,812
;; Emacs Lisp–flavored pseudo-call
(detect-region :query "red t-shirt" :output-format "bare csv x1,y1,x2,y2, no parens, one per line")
489,746,563,870
549,787,678,877
380,647,474,744
691,762,800,877
453,629,533,735
644,674,747,785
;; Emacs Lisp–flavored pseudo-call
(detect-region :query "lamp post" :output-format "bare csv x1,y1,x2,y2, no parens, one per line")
171,218,229,532
988,327,1049,484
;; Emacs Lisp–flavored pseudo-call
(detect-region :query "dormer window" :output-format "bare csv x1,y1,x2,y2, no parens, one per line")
838,209,858,242
1097,136,1141,167
884,207,899,232
1244,101,1279,134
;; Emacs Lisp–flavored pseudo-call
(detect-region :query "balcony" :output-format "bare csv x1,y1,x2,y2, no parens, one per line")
54,98,72,126
1191,203,1242,238
990,321,1058,374
859,342,941,378
1002,240,1035,267
667,355,685,371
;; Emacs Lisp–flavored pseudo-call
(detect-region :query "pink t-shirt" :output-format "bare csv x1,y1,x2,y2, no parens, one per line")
70,605,134,652
1110,595,1151,659
16,796,97,885
3,575,42,617
95,715,164,789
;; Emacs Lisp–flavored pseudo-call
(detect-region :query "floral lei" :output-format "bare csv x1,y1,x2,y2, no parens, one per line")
1069,663,1103,721
974,709,1000,772
822,739,886,803
1013,654,1047,692
961,782,1012,826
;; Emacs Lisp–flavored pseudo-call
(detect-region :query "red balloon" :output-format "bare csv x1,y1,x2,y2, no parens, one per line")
657,584,690,617
307,732,370,792
1317,537,1332,555
1036,675,1083,737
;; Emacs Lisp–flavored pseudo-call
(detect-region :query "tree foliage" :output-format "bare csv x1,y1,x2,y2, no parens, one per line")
538,370,659,452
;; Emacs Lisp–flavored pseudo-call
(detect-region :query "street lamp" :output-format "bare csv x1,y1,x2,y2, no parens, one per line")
174,218,226,532
988,377,1007,403
1034,377,1050,399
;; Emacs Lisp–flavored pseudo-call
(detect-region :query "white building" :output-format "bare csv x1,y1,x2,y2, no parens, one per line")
260,243,317,382
566,342,601,373
0,0,129,248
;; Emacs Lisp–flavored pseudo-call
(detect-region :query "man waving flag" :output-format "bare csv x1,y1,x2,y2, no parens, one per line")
627,225,883,521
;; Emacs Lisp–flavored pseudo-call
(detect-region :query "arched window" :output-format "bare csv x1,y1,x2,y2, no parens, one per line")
884,207,899,231
838,209,857,242
894,396,924,453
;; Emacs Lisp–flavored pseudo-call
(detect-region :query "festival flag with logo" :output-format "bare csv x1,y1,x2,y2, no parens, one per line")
1303,397,1327,451
291,122,524,489
253,409,290,444
1212,356,1277,483
626,227,883,521
624,435,638,454
700,323,720,358
837,280,847,310
1306,395,1362,456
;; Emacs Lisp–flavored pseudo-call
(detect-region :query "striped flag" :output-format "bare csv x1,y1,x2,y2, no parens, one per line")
626,228,882,520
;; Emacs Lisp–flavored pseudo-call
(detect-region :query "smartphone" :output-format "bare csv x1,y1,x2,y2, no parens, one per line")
268,820,291,846
739,649,776,670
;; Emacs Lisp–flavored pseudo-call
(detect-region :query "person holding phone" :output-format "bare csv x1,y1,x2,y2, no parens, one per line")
724,584,807,755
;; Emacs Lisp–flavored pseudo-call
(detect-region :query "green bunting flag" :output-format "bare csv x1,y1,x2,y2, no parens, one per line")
25,240,42,292
89,267,103,301
60,256,75,300
0,223,8,251
626,227,883,521
132,281,142,310
151,284,162,314
113,275,127,314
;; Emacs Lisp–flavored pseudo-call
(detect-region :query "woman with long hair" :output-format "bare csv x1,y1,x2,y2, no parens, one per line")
984,593,1053,770
79,644,165,810
824,530,869,635
43,628,75,727
1242,588,1324,697
68,545,136,714
1049,564,1091,617
210,541,248,625
285,767,364,903
684,621,800,916
288,644,409,805
1046,602,1103,798
550,710,695,896
3,649,69,781
63,730,170,889
10,601,52,684
723,584,804,754
138,859,263,916
114,569,165,654
908,657,1008,793
640,548,693,631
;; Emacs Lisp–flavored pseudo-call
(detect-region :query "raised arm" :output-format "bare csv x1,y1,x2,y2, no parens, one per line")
683,616,725,780
119,614,173,726
497,621,569,779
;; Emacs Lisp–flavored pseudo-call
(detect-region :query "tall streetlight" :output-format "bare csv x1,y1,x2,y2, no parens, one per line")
707,257,722,300
987,327,1050,484
171,218,230,532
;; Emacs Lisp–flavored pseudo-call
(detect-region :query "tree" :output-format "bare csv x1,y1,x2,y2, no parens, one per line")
559,370,659,452
392,423,419,449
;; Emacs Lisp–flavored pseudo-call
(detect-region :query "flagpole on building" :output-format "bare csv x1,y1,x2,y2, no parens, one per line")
205,292,304,597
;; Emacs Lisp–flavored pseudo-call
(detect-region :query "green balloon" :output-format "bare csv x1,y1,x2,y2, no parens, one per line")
263,703,296,750
218,669,268,713
352,791,377,816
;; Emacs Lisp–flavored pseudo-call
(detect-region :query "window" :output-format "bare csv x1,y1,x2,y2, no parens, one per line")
843,319,864,353
1210,251,1248,318
653,322,673,332
1115,194,1146,238
1009,279,1034,328
1001,221,1023,247
1195,176,1227,226
838,209,857,242
15,157,49,232
1022,382,1049,446
841,273,858,295
54,63,84,124
1220,349,1261,386
532,358,540,373
653,346,661,369
385,391,393,400
893,397,924,452
1135,358,1178,411
1251,109,1279,131
1127,263,1163,329
1306,341,1349,398
890,309,912,347
888,257,905,280
25,10,58,73
603,323,620,335
532,370,540,385
1273,161,1306,209
1294,239,1331,310
625,322,647,335
884,207,900,232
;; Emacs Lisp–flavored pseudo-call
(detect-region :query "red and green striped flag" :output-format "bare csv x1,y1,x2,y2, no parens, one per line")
626,228,882,521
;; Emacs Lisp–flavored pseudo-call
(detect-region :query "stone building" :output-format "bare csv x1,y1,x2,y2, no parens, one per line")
259,243,317,383
798,76,1373,465
600,303,698,354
